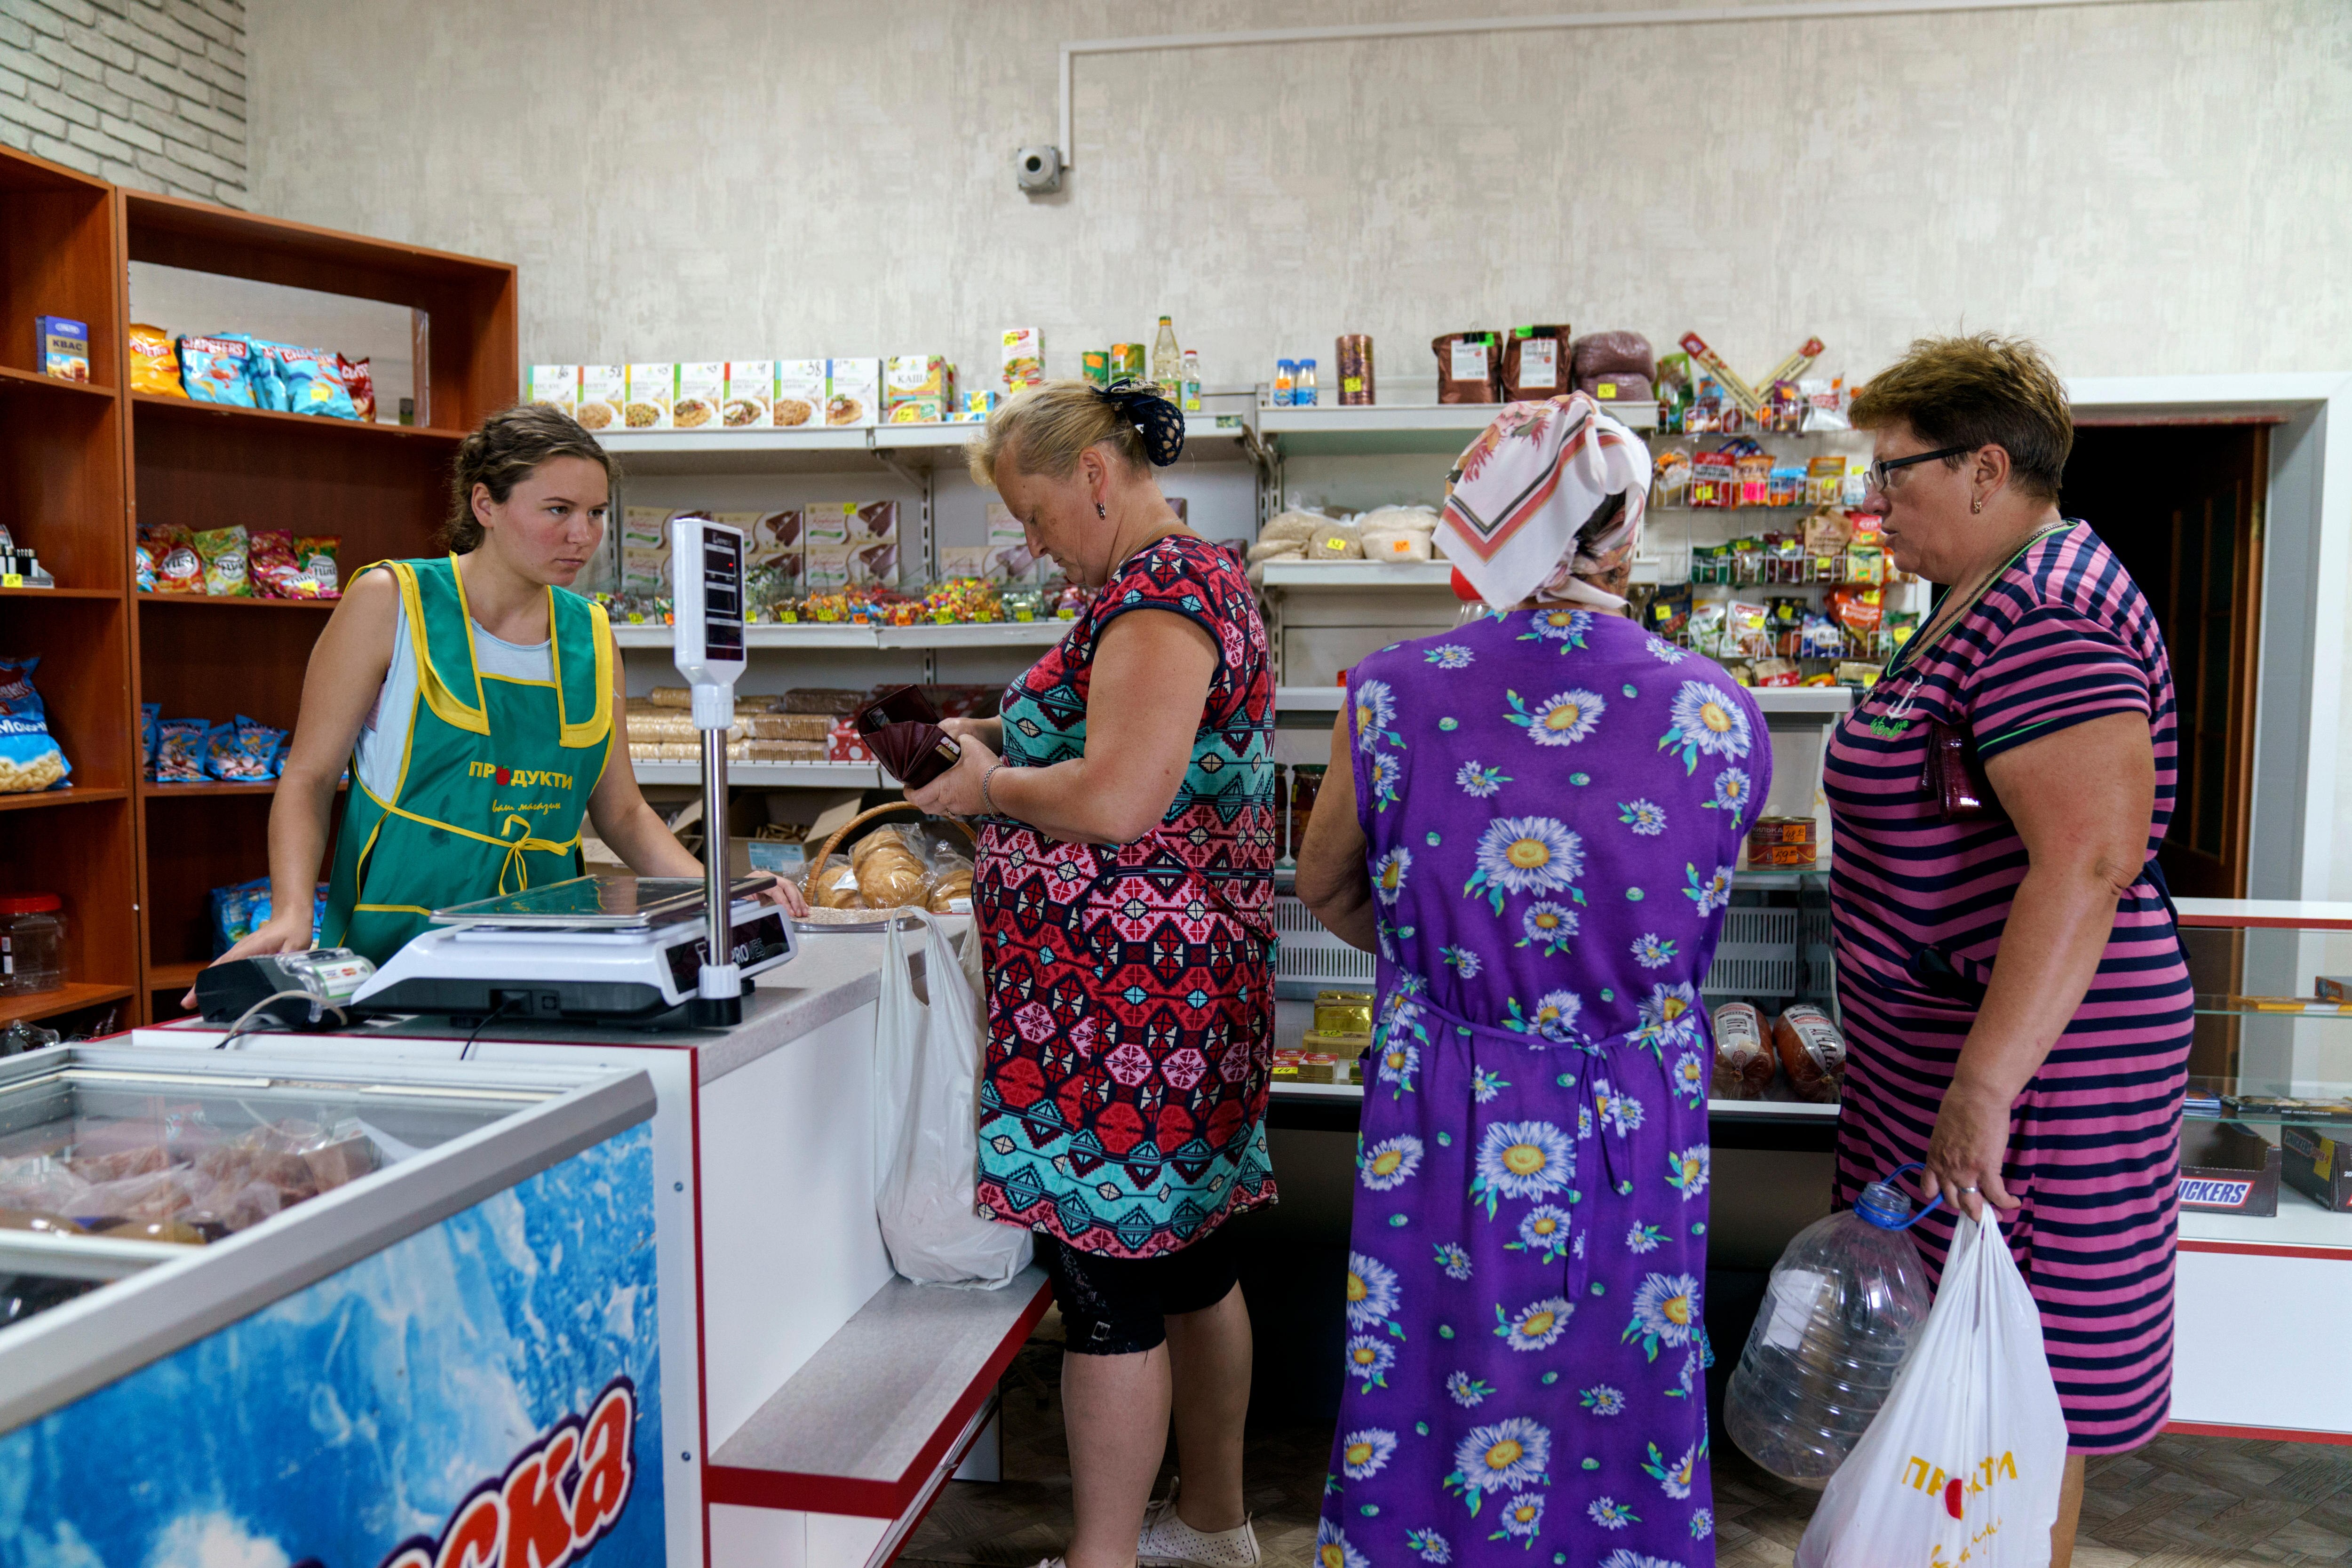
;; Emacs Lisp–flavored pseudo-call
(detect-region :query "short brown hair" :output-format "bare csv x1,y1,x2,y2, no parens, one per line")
440,403,620,552
966,380,1148,487
1850,334,2073,500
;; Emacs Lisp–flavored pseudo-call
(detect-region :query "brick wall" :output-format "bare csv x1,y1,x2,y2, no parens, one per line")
0,0,246,205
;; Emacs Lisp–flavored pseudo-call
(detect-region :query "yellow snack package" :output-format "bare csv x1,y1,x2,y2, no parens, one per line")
129,324,188,398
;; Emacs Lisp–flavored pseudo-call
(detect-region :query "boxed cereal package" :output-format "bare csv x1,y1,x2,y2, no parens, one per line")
624,364,675,429
577,365,624,431
885,355,953,411
825,359,880,427
527,365,579,415
774,360,825,429
674,362,725,430
724,361,775,428
1001,327,1042,390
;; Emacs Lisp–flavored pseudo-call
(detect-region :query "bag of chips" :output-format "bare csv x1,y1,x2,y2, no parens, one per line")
337,355,374,422
177,334,259,407
223,334,286,411
141,702,160,778
264,342,358,420
294,535,342,599
134,540,156,592
140,523,204,595
211,876,274,955
249,529,303,598
205,715,285,781
0,656,71,795
193,525,253,597
154,717,209,783
129,324,189,398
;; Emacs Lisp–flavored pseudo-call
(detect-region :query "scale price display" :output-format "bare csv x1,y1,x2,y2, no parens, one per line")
670,515,746,692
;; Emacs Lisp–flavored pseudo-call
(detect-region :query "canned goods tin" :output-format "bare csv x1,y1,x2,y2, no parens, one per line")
1110,342,1145,381
1748,816,1818,846
1081,349,1111,386
1749,841,1819,868
1337,334,1375,405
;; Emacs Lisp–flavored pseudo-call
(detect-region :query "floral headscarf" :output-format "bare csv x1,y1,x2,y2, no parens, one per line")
1436,392,1651,612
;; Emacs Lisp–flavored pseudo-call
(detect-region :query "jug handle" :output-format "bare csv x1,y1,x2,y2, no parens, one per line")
1882,1162,1944,1230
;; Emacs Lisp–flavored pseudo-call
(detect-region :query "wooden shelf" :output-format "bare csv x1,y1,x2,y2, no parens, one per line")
128,390,462,440
136,592,337,611
144,961,204,992
0,586,119,601
0,787,128,813
0,983,135,1027
0,364,117,400
138,780,345,799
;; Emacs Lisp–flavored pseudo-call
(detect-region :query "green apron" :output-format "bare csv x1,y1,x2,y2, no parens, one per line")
326,554,614,963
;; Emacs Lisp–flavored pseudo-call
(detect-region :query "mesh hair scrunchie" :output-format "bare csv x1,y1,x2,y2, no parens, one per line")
1093,378,1187,466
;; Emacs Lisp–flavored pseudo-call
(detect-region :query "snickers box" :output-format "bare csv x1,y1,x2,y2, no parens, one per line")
2176,1120,2280,1216
2281,1123,2352,1212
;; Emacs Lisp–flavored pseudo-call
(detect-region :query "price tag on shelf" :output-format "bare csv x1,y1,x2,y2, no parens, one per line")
1,574,21,589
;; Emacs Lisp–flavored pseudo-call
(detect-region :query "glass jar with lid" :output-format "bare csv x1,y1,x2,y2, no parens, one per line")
0,893,64,995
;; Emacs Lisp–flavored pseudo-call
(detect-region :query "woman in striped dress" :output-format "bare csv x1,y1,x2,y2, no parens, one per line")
1825,336,2193,1568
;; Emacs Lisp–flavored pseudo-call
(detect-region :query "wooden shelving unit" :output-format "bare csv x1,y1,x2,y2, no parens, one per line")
0,143,518,1027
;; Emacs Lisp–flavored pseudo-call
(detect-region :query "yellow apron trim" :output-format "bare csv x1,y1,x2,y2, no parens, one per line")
354,902,437,917
550,594,615,750
389,560,491,737
445,553,495,723
367,795,581,894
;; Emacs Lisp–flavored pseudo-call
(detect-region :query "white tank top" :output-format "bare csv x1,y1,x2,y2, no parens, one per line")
355,611,553,800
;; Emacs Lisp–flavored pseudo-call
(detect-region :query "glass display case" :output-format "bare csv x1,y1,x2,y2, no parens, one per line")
0,1044,667,1565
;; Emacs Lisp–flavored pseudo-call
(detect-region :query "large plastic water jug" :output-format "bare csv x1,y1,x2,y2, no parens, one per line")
1724,1165,1937,1486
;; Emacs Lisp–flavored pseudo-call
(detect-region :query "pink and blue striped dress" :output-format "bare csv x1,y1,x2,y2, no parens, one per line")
1825,520,2193,1455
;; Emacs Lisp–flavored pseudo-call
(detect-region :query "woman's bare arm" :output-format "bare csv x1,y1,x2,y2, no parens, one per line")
1922,709,2156,1218
906,610,1216,844
1295,710,1376,952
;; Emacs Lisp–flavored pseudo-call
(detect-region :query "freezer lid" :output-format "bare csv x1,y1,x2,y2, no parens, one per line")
0,1047,656,1435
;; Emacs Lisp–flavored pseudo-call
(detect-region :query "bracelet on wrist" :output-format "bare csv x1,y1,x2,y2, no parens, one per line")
981,761,1006,817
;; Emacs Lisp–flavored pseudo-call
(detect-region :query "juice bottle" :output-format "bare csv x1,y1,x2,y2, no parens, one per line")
1272,359,1296,407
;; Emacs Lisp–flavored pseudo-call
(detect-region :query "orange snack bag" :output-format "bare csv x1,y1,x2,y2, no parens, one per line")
129,324,188,398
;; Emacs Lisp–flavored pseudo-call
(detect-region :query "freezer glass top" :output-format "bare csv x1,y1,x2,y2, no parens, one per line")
0,1065,543,1250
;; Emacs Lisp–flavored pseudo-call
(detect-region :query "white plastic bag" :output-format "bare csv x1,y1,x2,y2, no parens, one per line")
1795,1209,2067,1568
874,912,1032,1289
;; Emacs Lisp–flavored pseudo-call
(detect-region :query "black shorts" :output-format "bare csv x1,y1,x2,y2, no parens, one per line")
1039,1224,1245,1356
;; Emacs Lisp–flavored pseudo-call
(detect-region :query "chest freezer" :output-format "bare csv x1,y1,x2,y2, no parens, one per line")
0,1043,663,1567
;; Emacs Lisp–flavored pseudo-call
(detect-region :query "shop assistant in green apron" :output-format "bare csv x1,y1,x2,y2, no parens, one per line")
324,554,612,962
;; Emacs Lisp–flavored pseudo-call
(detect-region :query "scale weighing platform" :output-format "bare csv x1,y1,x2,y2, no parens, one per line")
351,874,795,1026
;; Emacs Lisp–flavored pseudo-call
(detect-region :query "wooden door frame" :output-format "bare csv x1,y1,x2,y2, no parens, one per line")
2069,375,2352,906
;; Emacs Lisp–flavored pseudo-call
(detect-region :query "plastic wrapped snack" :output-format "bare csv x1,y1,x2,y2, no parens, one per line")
261,342,358,419
0,656,71,795
141,703,160,778
154,716,210,783
248,529,302,598
176,334,259,407
1774,1005,1848,1103
129,324,188,398
1711,1002,1773,1099
807,860,865,910
293,535,342,599
193,525,253,597
205,715,286,781
140,523,204,594
339,355,375,422
849,826,931,908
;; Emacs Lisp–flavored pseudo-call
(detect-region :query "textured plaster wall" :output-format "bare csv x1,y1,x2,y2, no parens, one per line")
243,0,2352,389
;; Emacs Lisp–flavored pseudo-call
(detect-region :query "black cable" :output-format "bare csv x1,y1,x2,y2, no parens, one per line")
459,994,524,1061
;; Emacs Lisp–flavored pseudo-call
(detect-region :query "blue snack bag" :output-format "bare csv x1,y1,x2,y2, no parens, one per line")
141,702,160,778
222,334,286,410
312,883,329,944
176,334,259,408
263,342,358,419
0,656,72,794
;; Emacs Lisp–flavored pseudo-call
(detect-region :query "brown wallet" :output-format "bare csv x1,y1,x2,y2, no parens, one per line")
1922,719,2000,820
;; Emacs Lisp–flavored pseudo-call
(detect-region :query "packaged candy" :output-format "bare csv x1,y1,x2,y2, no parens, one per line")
155,716,209,782
1686,601,1726,656
193,525,253,597
1800,613,1844,658
249,529,302,598
1726,599,1770,654
129,324,189,397
293,535,342,599
176,334,259,407
0,657,71,794
141,703,160,778
339,355,375,422
140,523,204,594
1645,584,1692,640
134,540,156,592
1800,376,1851,432
1751,657,1802,688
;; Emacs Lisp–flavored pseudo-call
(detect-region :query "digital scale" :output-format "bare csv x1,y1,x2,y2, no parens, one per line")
347,515,796,1028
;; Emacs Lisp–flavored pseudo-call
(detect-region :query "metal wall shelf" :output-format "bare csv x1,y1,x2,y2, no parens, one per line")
611,620,1070,653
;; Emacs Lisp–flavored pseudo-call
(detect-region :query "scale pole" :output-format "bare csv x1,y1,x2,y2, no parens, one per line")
703,723,732,984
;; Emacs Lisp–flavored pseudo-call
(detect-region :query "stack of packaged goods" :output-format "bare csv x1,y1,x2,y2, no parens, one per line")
136,525,341,600
209,879,328,957
625,687,830,766
131,325,376,421
144,708,290,786
532,356,989,431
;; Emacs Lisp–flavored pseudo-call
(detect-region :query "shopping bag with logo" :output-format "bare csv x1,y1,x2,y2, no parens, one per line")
1795,1207,2067,1568
874,911,1032,1288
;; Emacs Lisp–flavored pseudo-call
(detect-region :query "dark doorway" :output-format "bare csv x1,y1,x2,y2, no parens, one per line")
2060,424,2268,900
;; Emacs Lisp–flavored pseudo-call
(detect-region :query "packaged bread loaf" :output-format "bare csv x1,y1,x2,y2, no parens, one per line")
1711,1002,1773,1099
1773,1004,1847,1103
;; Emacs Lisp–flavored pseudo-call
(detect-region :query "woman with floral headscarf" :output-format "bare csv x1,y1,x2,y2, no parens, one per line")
1293,392,1768,1568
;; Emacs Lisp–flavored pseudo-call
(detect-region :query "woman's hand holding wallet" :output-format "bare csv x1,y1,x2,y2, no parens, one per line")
906,731,999,819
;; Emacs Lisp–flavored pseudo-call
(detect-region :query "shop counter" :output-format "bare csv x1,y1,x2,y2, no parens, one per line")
0,1044,663,1564
125,919,1036,1568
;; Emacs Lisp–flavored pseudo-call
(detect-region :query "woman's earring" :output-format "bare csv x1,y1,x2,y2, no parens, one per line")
1097,502,1107,518
1971,498,1983,514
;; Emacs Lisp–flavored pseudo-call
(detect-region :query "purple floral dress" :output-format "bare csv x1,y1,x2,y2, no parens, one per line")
1319,607,1768,1568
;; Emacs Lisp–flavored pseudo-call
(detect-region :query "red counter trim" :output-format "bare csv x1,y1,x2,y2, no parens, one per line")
2164,1419,2352,1446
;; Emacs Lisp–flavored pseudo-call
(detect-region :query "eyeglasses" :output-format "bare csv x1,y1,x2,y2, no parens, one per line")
1866,443,1976,495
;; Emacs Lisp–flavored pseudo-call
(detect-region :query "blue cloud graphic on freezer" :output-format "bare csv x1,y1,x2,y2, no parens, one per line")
0,1125,661,1568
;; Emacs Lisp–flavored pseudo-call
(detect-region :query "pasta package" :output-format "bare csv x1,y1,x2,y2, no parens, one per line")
130,324,189,397
1773,1004,1848,1103
577,365,624,431
192,525,253,597
176,334,259,407
1711,1002,1773,1099
0,656,71,795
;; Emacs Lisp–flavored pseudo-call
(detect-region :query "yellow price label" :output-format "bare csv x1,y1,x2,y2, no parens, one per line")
1597,382,1617,398
0,574,20,589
